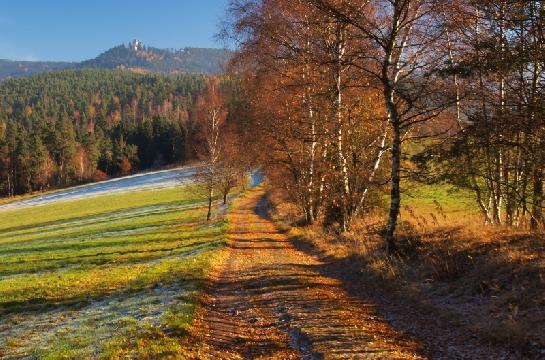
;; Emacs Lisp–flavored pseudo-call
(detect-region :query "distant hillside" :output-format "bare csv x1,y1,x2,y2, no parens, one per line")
0,40,231,80
0,59,74,80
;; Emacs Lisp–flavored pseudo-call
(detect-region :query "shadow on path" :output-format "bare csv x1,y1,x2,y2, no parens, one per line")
187,188,425,359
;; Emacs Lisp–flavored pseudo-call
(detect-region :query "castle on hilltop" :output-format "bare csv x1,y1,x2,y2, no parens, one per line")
130,39,143,52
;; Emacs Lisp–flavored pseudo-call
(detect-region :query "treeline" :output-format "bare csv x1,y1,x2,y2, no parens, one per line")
0,69,209,197
224,0,545,250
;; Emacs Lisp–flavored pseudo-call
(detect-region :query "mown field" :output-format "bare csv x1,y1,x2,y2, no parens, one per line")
0,185,229,359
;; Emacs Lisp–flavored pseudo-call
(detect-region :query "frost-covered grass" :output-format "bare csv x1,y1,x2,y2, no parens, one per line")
0,185,229,359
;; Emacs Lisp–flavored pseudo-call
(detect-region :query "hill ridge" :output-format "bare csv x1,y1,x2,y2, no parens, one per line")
0,40,230,80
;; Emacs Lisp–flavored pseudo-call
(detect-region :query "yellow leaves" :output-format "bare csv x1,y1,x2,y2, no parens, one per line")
23,105,33,117
136,338,149,348
4,336,22,348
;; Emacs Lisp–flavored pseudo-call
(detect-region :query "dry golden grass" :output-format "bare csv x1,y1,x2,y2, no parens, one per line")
266,187,545,356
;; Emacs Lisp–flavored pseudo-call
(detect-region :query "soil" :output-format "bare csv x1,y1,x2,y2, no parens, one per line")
187,188,425,359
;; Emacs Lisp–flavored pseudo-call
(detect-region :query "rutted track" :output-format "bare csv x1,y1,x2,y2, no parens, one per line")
187,187,425,359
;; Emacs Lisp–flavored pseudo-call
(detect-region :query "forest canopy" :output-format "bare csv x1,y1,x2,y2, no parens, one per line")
0,69,211,196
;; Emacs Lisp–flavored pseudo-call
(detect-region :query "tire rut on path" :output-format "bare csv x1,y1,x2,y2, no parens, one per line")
188,188,425,359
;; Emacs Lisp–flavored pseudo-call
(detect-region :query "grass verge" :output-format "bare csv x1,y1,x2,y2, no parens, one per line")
266,183,544,357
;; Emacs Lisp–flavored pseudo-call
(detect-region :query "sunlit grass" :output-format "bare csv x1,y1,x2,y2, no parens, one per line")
0,185,230,359
401,181,480,227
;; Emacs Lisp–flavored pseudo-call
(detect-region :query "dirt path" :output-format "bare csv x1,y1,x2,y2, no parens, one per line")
188,188,425,359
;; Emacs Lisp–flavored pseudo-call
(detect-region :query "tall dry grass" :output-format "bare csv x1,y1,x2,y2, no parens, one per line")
266,188,545,355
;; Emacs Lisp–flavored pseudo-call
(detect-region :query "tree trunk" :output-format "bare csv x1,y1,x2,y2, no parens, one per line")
304,12,316,225
334,22,349,232
207,188,213,222
385,118,401,254
356,128,388,214
494,151,503,225
531,168,543,231
473,179,492,224
381,1,414,253
306,118,316,225
444,20,462,129
7,172,12,197
316,130,329,219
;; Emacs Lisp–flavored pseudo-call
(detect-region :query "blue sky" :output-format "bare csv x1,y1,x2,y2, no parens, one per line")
0,0,229,62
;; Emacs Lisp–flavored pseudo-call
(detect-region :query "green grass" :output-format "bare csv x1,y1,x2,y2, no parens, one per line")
401,140,479,216
402,181,478,215
0,185,229,359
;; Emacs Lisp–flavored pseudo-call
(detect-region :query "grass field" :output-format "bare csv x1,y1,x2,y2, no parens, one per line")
403,182,475,211
0,185,229,359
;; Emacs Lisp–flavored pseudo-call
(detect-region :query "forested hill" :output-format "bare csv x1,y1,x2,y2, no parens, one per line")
0,41,231,80
0,59,73,80
78,44,231,74
0,69,209,197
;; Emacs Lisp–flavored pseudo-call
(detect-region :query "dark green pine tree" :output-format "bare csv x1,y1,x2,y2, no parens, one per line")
112,135,127,175
134,119,156,168
15,127,32,194
83,134,100,178
0,122,12,196
54,115,77,185
30,135,51,191
5,122,19,195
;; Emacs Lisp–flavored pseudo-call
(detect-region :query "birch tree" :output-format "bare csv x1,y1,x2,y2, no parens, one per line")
225,0,390,231
311,0,452,251
193,79,228,221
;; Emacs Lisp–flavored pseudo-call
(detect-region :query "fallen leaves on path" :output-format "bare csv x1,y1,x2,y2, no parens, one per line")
186,188,425,359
